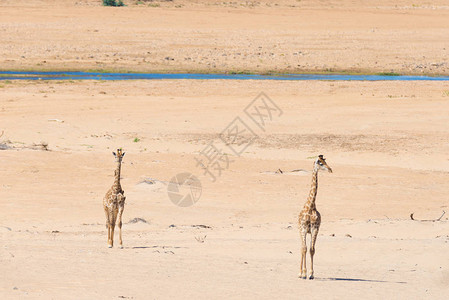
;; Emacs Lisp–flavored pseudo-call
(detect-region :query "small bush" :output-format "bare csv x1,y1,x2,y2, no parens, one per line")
103,0,125,7
377,72,400,76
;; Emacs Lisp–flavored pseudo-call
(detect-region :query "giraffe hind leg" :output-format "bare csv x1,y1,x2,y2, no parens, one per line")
117,204,124,248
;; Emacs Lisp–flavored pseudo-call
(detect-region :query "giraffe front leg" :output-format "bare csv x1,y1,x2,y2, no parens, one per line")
309,226,319,280
300,246,307,279
108,213,113,248
104,206,109,229
109,210,118,248
108,224,113,248
299,228,308,279
104,207,113,248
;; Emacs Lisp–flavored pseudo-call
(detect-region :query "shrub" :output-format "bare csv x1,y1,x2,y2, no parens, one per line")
103,0,125,7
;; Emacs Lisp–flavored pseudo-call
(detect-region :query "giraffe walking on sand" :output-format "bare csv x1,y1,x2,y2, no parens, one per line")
103,149,126,248
298,155,332,279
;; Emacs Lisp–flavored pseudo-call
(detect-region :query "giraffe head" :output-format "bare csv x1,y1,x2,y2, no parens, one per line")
314,155,332,173
112,148,125,163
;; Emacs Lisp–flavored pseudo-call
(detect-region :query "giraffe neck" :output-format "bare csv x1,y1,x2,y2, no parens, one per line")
305,168,319,211
113,161,122,191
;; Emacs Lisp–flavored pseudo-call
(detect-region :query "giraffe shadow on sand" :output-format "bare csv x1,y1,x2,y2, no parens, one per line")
126,246,188,250
315,277,407,284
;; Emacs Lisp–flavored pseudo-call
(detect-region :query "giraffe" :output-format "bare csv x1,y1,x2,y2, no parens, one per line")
103,148,126,248
298,155,332,279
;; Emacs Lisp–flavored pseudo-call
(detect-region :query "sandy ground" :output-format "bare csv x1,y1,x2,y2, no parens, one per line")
1,79,449,299
0,0,449,75
1,0,449,299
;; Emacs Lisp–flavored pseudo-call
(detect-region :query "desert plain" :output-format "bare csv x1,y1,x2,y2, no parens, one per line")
1,0,449,299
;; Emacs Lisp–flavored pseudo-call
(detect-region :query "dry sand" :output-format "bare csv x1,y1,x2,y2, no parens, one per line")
1,80,449,299
1,0,449,75
1,1,449,299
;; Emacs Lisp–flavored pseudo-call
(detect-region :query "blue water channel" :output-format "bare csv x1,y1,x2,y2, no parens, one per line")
1,71,449,81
